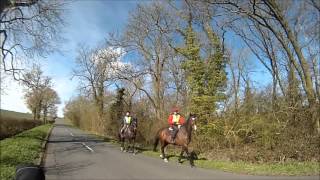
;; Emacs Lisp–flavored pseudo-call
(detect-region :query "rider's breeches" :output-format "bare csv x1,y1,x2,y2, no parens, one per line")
121,124,129,132
171,125,179,138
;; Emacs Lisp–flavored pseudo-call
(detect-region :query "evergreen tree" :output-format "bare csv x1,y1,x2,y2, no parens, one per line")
108,88,125,135
179,24,226,124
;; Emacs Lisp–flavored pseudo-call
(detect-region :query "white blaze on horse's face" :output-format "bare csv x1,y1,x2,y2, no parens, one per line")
191,117,197,131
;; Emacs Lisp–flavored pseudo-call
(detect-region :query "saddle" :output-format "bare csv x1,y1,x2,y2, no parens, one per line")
168,125,181,131
121,123,137,134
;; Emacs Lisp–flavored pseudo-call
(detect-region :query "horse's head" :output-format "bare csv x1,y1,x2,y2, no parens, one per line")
188,114,197,131
130,118,138,131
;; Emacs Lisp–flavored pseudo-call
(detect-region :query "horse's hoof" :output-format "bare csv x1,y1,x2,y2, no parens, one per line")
160,154,164,159
164,158,168,163
120,147,124,151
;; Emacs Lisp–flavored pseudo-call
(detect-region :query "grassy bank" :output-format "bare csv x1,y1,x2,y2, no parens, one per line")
0,109,33,120
142,150,319,176
0,124,52,180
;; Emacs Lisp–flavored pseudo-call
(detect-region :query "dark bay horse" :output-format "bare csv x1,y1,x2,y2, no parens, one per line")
153,114,197,166
119,118,137,153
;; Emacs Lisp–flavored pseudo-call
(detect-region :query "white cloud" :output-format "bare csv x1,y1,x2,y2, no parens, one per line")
51,76,78,117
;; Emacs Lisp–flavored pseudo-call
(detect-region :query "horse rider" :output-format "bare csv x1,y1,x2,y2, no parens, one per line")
168,108,185,143
121,111,133,134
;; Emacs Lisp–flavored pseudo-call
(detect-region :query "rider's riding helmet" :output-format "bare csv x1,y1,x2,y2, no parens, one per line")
172,107,179,113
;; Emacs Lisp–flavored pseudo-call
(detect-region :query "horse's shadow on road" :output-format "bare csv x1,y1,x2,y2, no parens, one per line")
164,151,206,162
132,146,206,163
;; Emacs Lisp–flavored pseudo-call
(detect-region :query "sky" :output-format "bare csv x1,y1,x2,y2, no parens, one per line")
0,0,271,117
1,0,139,117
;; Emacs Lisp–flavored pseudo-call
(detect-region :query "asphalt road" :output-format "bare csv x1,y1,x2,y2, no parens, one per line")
43,119,319,180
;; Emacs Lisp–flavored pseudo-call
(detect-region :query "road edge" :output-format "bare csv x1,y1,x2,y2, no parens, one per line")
37,124,54,166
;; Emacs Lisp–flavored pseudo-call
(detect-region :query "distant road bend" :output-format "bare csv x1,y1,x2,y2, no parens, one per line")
44,119,318,180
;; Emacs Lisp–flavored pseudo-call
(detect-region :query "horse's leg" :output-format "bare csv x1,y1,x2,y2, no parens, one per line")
183,146,194,167
159,141,165,158
127,138,130,152
127,138,131,152
160,141,169,162
178,147,185,163
124,138,128,152
123,137,128,152
132,138,136,154
120,137,124,151
128,138,133,152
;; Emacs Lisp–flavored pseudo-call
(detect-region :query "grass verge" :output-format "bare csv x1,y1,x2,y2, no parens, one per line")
0,124,52,180
142,149,319,176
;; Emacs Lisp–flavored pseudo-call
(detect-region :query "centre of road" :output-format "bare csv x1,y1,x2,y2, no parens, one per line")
65,128,94,153
81,142,94,152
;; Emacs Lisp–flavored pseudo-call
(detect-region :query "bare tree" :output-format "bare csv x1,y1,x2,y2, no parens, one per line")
109,2,176,122
205,0,319,133
42,87,60,123
72,44,121,132
22,64,52,121
166,55,188,107
0,0,66,77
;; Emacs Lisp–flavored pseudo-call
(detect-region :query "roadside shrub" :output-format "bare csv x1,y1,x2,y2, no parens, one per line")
64,91,319,164
0,117,42,140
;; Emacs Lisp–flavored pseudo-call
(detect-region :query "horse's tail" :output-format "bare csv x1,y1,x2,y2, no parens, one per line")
153,130,161,152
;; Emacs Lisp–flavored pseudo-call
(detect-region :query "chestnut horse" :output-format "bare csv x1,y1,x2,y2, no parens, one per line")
153,114,197,166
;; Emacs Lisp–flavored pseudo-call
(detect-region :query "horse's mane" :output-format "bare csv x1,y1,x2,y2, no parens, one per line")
130,118,138,128
181,114,194,127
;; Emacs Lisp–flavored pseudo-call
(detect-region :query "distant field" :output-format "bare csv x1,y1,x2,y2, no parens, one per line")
0,109,34,120
0,109,42,140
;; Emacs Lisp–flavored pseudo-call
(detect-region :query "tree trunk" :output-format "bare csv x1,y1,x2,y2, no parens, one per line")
96,83,105,133
43,106,48,124
36,108,41,121
32,108,36,121
267,0,316,106
311,57,320,102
